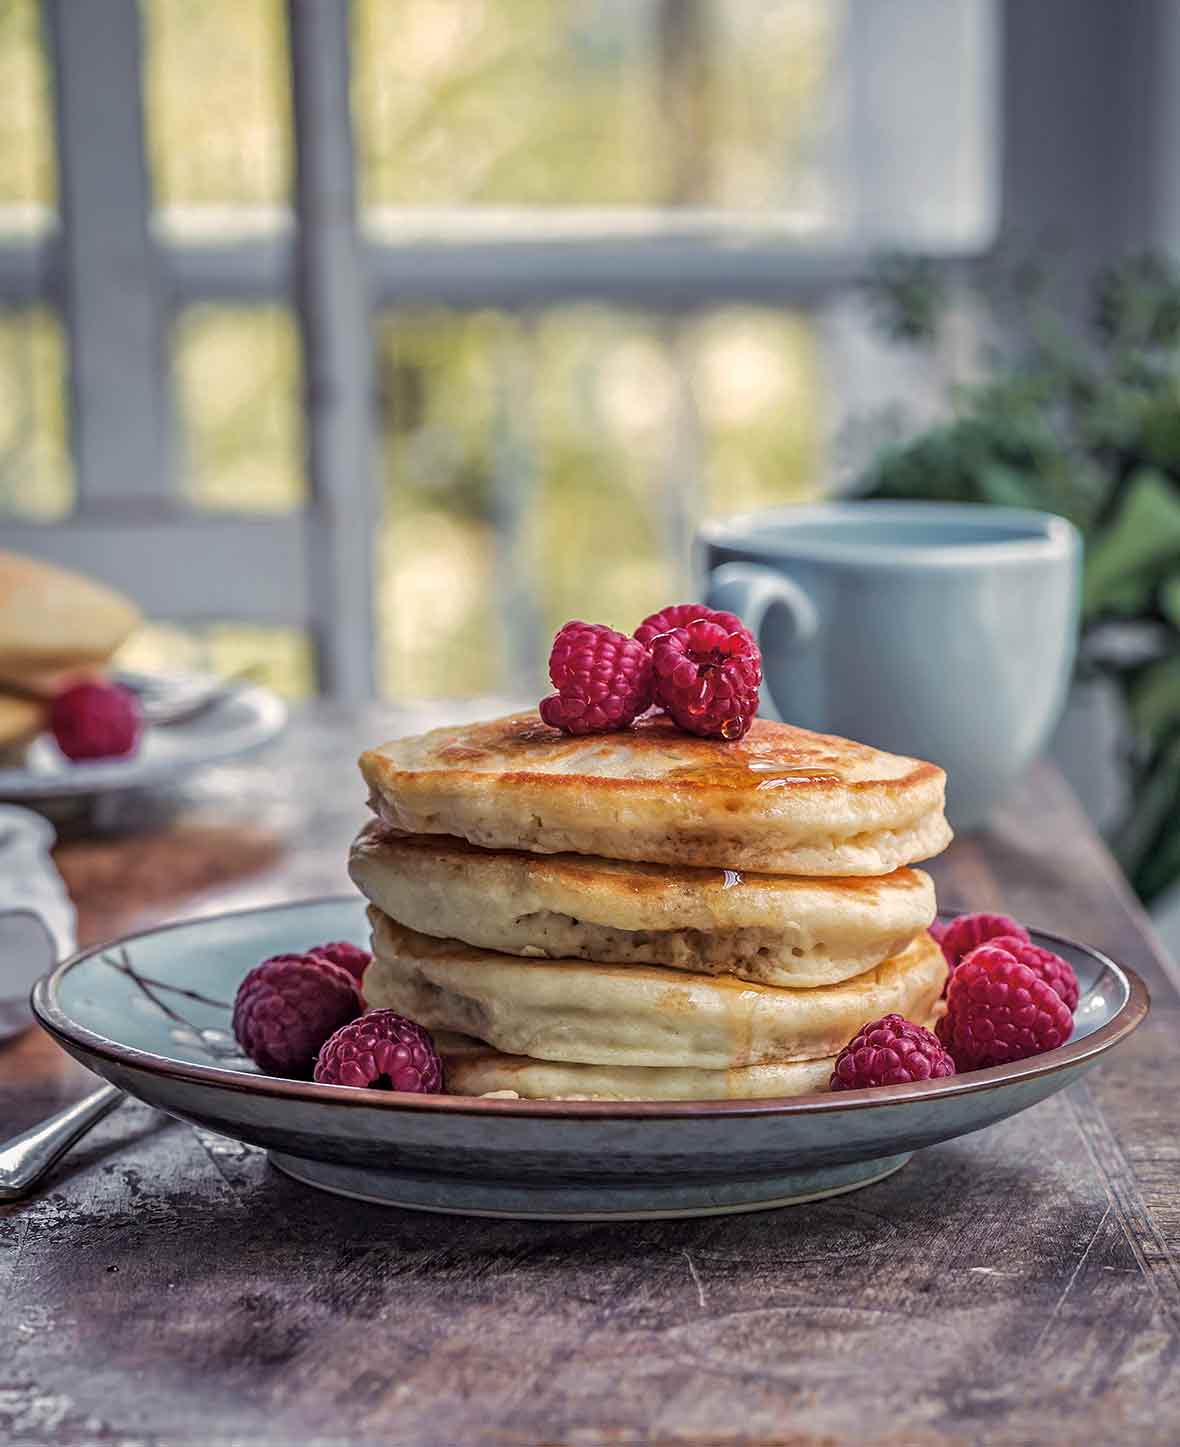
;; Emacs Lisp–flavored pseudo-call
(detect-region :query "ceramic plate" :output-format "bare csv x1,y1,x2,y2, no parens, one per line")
0,675,286,803
32,899,1148,1219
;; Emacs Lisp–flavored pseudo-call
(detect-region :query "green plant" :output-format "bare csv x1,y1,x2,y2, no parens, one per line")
861,253,1180,904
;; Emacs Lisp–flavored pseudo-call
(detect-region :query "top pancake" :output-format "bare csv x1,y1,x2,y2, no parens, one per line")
359,710,951,875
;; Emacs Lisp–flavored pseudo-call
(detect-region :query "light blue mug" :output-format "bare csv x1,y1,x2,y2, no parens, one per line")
699,501,1081,830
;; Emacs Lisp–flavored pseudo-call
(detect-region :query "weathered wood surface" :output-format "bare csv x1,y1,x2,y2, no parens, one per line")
2,705,1179,1447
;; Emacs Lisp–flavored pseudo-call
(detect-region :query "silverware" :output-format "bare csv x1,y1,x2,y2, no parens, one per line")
0,1084,125,1200
116,669,252,727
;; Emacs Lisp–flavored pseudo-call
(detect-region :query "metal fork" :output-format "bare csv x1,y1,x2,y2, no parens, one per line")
116,670,252,727
0,1084,125,1200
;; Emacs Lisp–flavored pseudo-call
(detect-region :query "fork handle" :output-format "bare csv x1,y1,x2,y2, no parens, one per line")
0,1083,125,1200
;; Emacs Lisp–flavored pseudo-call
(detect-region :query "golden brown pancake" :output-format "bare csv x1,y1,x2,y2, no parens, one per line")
433,1024,940,1100
0,550,140,694
0,693,45,764
349,822,936,988
359,710,950,875
364,910,948,1070
434,1032,837,1100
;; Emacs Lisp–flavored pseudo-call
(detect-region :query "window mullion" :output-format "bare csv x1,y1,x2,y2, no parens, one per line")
45,0,172,508
288,0,377,702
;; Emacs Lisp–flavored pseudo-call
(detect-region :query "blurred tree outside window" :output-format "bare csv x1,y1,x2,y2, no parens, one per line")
135,0,837,698
0,0,70,519
0,0,993,701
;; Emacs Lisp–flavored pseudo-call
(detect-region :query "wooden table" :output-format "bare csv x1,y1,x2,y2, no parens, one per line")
2,705,1178,1447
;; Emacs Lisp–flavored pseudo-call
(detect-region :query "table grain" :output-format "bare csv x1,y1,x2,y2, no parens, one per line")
2,705,1178,1447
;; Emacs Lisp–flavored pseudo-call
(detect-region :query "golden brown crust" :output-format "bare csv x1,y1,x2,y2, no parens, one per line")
359,711,951,875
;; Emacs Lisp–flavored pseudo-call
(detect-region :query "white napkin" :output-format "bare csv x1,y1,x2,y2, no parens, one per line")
0,806,76,1039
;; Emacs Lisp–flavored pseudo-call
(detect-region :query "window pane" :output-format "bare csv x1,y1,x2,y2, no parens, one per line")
116,622,315,700
142,0,291,207
0,0,56,212
354,0,838,215
375,304,819,699
173,306,305,513
0,307,72,518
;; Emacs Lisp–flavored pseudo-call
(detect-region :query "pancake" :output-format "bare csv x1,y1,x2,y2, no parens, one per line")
364,911,948,1069
435,1032,836,1100
0,693,45,764
349,822,936,988
435,1022,940,1100
359,710,950,875
0,549,140,694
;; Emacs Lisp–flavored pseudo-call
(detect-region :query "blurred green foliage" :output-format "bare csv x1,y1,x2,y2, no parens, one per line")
372,305,820,697
0,0,54,207
863,253,1180,903
0,0,830,699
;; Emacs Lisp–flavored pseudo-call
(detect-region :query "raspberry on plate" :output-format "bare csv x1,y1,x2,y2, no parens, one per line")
989,934,1080,1012
539,621,654,736
634,602,749,649
233,953,361,1077
937,911,1030,970
309,939,371,985
50,680,142,761
830,1013,955,1090
938,942,1074,1070
647,616,762,740
314,1009,442,1093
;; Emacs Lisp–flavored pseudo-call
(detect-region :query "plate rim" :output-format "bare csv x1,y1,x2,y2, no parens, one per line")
32,894,1151,1122
0,677,287,799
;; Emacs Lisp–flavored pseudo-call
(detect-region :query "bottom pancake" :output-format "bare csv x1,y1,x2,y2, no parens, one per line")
435,1033,835,1100
365,910,948,1070
435,1017,942,1100
0,694,44,763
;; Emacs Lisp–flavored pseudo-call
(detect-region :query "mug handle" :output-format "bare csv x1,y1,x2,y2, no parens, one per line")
704,562,818,722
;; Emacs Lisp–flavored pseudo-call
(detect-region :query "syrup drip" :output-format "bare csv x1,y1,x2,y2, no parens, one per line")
666,756,846,787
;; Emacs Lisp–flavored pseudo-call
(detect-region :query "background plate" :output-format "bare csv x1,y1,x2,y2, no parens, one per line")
32,898,1149,1218
0,677,286,802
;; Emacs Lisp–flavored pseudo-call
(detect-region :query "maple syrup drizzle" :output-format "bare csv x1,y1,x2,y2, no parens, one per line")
665,757,846,788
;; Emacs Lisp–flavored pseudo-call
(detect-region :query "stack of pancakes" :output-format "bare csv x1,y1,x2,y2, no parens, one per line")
349,711,952,1100
0,550,140,764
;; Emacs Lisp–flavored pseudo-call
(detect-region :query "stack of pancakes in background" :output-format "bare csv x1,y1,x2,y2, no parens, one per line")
349,711,952,1100
0,550,140,764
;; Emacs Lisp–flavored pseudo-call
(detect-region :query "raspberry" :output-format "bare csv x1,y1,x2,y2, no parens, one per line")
989,935,1079,1012
634,603,748,649
937,911,1030,970
233,953,361,1077
539,621,654,735
50,680,141,761
647,617,762,739
314,1009,442,1093
937,943,1074,1070
309,939,371,985
830,1013,955,1090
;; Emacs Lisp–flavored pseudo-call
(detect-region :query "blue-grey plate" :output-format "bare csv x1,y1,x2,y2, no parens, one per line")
32,898,1148,1219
